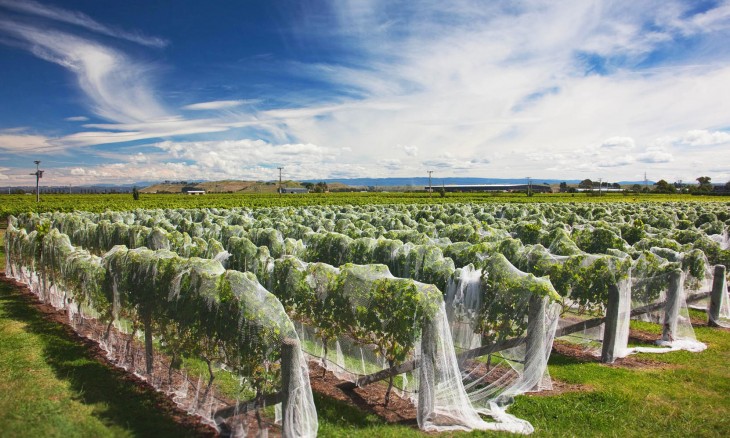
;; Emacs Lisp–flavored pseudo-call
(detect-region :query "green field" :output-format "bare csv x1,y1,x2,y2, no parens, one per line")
1,192,727,221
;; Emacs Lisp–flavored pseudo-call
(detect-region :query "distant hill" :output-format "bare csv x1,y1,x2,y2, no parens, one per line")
303,177,654,187
139,177,659,193
140,180,324,193
1,177,659,194
140,180,309,194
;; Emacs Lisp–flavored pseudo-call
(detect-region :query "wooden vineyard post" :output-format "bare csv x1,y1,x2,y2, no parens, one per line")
708,265,727,327
662,270,683,343
524,294,548,389
280,337,298,436
601,283,630,363
418,318,436,425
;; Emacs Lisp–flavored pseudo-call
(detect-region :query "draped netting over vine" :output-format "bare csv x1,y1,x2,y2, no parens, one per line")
627,248,708,353
7,200,730,436
445,253,561,430
267,256,544,433
4,218,318,437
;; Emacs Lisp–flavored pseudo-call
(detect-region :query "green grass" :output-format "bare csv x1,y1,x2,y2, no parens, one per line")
314,392,422,438
0,279,204,437
506,322,730,437
312,313,730,437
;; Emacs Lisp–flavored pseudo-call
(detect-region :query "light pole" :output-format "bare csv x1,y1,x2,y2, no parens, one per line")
526,176,531,196
427,170,433,198
598,177,602,196
30,160,44,202
277,167,283,195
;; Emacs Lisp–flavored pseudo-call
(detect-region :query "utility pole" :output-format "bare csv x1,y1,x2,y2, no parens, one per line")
644,172,648,193
526,176,532,196
30,160,44,202
427,170,433,198
277,167,283,195
598,177,602,196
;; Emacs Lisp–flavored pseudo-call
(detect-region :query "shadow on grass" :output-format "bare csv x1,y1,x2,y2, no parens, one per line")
0,279,210,438
312,392,385,428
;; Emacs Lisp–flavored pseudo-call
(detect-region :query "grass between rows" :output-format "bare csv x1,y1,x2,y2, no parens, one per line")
0,280,204,438
312,315,730,438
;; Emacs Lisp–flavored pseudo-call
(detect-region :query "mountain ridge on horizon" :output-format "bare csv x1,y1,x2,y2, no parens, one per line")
301,177,654,186
1,176,659,190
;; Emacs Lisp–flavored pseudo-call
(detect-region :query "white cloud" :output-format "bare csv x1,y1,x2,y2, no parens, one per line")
600,137,635,150
422,153,490,170
679,129,730,146
129,152,150,164
597,155,635,168
0,133,57,152
1,127,31,134
65,116,89,122
0,20,167,124
0,0,168,47
400,144,418,156
182,100,258,111
637,146,673,163
153,139,340,179
378,158,402,171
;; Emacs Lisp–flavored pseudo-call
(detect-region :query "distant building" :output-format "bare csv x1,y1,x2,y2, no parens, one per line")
573,188,624,193
426,184,552,193
185,190,206,195
279,187,309,194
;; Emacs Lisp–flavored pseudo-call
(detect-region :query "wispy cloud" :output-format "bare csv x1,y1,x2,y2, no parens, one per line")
0,0,168,47
64,116,89,122
0,15,250,150
257,0,730,181
637,146,673,163
182,100,257,111
1,19,167,124
600,137,636,150
0,132,57,152
676,129,730,147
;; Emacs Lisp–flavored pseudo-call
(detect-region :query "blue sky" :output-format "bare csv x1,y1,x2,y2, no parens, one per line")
1,0,730,186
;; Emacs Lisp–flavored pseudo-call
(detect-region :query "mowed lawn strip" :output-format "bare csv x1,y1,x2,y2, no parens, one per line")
313,314,730,437
503,316,730,438
0,231,206,438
